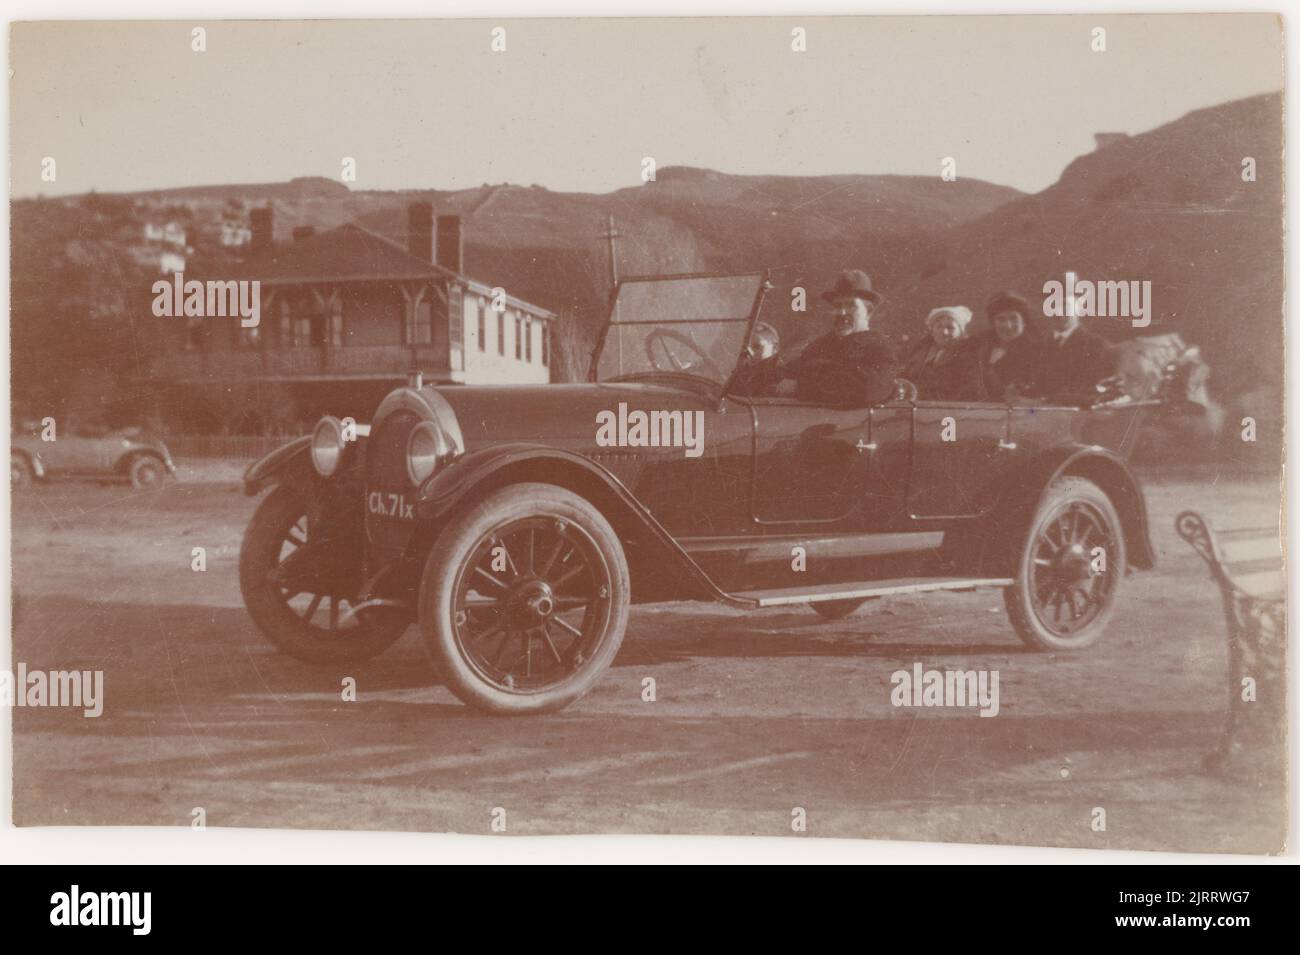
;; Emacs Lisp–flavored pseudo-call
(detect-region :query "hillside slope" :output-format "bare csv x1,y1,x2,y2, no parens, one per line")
351,168,1021,337
888,93,1284,417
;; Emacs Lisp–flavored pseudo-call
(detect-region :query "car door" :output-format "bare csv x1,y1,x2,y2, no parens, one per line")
861,401,914,530
90,434,125,472
58,431,118,474
32,430,84,475
907,402,1015,519
604,391,757,538
748,398,871,524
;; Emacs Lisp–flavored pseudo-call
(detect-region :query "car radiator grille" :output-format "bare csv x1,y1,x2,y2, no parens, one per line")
365,409,421,555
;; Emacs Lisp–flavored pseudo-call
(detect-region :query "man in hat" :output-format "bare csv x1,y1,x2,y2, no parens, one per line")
771,269,899,407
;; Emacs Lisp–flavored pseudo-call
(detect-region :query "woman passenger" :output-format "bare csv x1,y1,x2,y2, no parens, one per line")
902,305,974,399
968,292,1042,400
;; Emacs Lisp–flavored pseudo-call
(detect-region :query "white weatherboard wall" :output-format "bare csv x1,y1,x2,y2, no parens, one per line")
462,291,552,385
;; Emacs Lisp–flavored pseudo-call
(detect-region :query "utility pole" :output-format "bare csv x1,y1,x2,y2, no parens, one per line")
601,213,624,372
602,214,621,300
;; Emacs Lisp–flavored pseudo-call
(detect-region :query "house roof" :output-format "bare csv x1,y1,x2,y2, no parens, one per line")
225,223,555,318
238,223,457,285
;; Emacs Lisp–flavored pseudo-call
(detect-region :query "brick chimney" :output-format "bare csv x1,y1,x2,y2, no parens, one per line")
291,225,316,241
408,202,434,263
1093,132,1130,152
436,215,463,275
250,206,274,253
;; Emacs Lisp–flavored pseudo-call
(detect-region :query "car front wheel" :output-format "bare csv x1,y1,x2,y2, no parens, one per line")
418,483,630,715
239,483,409,664
1005,476,1125,651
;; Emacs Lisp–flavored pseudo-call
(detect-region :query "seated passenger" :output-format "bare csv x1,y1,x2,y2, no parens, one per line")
731,321,782,396
967,292,1043,401
771,270,898,407
1034,299,1118,400
901,306,974,399
748,321,780,362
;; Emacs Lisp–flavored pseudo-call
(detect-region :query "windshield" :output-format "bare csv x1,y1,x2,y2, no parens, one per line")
593,273,763,388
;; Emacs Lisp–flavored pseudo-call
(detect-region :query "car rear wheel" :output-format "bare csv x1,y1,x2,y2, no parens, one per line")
1005,476,1125,651
128,454,167,490
11,453,34,490
810,598,866,620
239,483,409,664
418,483,630,715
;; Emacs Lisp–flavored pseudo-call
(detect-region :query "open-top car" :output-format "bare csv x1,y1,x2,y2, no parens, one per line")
239,271,1161,714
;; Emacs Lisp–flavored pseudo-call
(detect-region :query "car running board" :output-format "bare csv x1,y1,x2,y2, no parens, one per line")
728,577,1014,608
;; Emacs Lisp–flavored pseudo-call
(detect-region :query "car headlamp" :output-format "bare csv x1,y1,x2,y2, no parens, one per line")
310,416,346,477
406,420,448,485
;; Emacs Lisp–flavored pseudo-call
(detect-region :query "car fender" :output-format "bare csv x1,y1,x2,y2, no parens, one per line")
11,446,45,480
114,440,177,476
244,436,312,495
1004,443,1155,571
417,443,735,603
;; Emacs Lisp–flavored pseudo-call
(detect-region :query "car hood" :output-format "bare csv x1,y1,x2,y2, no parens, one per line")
431,381,718,451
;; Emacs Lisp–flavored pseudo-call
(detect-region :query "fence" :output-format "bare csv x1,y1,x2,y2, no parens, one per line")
166,434,295,460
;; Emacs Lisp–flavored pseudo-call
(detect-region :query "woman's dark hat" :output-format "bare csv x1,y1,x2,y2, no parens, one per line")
986,291,1033,320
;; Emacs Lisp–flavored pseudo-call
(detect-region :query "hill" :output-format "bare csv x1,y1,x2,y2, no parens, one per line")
77,167,1021,342
888,93,1284,425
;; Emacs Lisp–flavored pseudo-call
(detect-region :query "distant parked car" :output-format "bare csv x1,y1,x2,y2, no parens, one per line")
10,421,176,490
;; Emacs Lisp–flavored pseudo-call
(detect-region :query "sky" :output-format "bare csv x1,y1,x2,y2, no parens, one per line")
9,14,1285,198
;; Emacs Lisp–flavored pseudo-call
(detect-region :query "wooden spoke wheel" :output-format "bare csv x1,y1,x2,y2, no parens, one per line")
1005,476,1125,651
239,484,409,664
419,483,630,714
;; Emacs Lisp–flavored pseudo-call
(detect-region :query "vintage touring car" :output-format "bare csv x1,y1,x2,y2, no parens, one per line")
239,271,1161,714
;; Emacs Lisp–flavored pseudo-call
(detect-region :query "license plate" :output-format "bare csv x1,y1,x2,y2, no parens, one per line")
367,490,415,521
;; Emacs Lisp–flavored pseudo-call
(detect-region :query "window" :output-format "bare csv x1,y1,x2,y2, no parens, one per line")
524,318,532,362
541,325,549,366
515,315,522,360
293,314,312,348
329,298,343,347
237,324,261,349
497,309,505,356
405,299,433,345
279,301,291,345
477,300,487,351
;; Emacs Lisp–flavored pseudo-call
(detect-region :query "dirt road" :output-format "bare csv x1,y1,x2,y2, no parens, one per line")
9,468,1286,852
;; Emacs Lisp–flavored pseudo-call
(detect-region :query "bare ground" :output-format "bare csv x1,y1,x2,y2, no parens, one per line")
8,466,1287,852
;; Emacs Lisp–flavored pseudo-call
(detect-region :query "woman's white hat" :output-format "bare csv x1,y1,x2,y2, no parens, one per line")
925,305,973,335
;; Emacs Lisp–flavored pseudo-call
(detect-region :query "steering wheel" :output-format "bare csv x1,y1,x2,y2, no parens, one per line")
644,328,724,380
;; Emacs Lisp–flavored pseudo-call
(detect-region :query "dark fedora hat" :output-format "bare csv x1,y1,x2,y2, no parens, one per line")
986,291,1034,320
822,269,883,304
